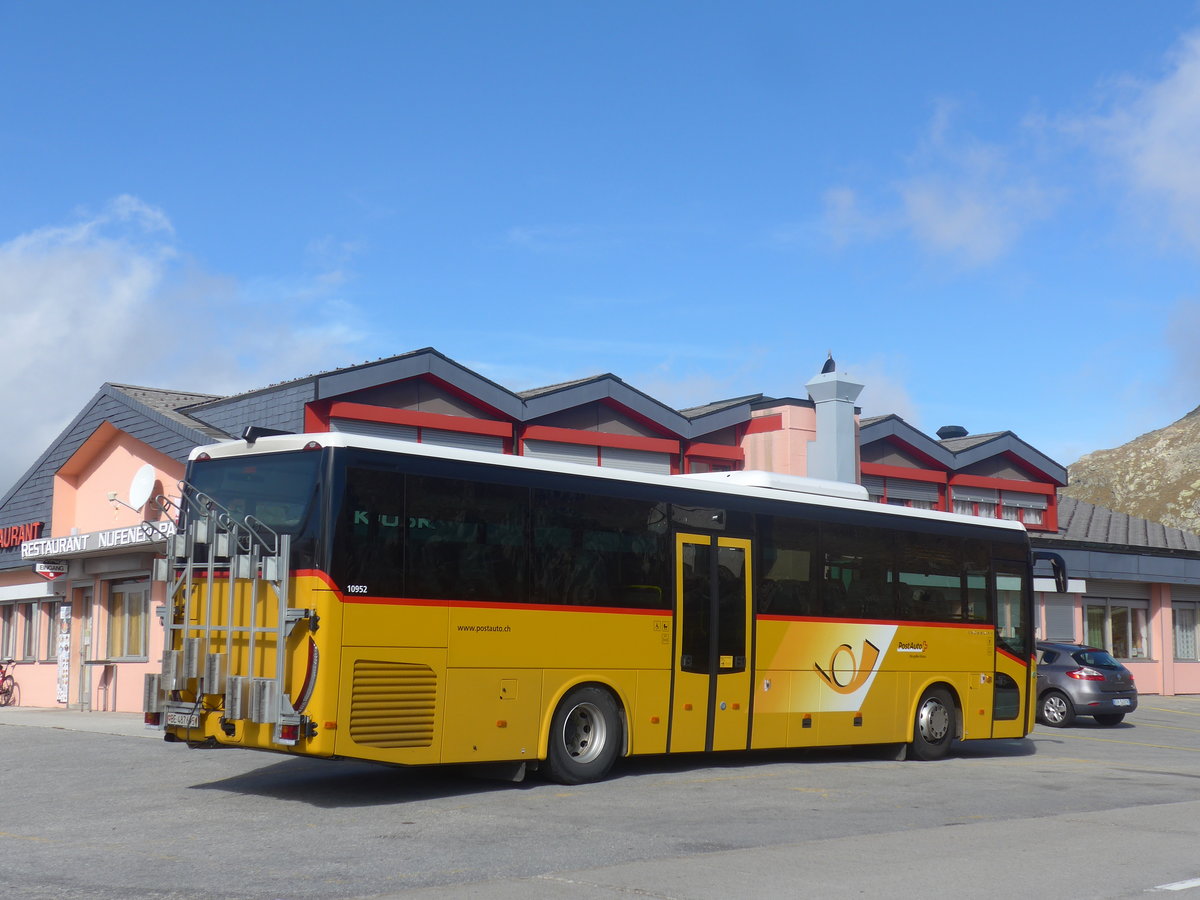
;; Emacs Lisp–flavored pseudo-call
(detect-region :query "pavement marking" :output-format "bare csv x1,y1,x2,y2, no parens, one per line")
1126,721,1200,734
1051,732,1200,753
0,831,54,843
1148,876,1200,892
1142,706,1200,718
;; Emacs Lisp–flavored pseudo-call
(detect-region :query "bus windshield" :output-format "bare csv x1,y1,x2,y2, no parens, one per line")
186,451,323,534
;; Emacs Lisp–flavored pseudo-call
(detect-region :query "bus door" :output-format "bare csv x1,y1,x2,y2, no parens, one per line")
670,533,754,753
991,560,1031,738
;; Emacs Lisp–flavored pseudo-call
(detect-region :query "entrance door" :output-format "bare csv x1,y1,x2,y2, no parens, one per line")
74,586,93,712
992,563,1031,738
670,533,754,753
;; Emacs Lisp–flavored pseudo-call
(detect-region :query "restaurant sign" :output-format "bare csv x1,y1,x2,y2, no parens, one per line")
21,521,176,560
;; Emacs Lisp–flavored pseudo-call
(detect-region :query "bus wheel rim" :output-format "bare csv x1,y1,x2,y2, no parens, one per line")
563,702,606,763
918,697,950,742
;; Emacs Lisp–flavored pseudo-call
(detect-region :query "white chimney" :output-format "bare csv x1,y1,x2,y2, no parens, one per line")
805,356,864,484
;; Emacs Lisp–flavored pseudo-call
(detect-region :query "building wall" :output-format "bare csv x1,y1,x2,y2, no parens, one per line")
1,432,178,712
740,405,817,476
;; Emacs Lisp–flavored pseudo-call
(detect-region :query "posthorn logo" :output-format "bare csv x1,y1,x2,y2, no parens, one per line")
814,640,881,694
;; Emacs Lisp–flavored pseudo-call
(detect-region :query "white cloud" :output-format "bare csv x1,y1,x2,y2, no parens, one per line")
818,187,890,249
815,103,1056,266
0,198,371,490
841,357,920,425
1073,31,1200,253
897,105,1056,266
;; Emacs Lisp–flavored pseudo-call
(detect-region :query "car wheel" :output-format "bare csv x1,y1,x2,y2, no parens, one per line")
543,685,622,785
1039,690,1074,727
909,687,955,760
1093,713,1125,726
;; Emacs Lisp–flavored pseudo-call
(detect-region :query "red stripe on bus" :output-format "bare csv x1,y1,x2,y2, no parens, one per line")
996,645,1030,668
340,595,672,616
756,614,988,629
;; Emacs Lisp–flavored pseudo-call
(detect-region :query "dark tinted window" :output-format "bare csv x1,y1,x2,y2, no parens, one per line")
331,465,405,596
896,533,964,622
531,490,668,609
758,516,818,615
963,540,992,624
188,452,322,533
407,475,528,603
821,524,895,619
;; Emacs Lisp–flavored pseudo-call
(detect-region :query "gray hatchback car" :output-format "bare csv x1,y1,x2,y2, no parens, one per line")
1035,641,1138,727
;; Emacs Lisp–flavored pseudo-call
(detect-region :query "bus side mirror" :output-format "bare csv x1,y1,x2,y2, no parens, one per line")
1033,551,1068,594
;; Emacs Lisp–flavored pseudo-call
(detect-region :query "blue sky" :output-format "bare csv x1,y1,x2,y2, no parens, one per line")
3,3,1200,486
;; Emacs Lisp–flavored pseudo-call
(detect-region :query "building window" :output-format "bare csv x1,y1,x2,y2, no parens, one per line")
43,600,62,662
862,475,941,510
0,604,13,658
687,459,734,474
1085,598,1149,660
950,486,1048,527
19,601,38,661
106,581,149,660
1175,604,1199,661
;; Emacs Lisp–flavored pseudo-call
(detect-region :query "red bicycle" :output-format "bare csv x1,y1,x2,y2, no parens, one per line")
0,659,17,707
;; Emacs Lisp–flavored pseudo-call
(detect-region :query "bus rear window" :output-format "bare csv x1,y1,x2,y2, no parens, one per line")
187,452,322,533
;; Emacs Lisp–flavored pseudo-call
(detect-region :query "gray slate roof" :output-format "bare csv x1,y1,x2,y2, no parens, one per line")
1039,495,1200,553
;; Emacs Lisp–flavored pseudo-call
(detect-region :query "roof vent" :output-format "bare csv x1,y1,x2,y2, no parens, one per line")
937,425,968,440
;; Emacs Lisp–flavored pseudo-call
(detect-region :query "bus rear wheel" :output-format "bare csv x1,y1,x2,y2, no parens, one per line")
544,686,622,785
909,687,955,760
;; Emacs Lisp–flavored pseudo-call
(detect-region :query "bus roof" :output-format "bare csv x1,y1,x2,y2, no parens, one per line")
189,432,1028,536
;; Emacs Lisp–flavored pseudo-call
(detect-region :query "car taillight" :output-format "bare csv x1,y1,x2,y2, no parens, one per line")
1066,667,1106,681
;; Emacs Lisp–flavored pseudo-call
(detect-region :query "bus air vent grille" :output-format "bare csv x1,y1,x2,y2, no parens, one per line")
349,660,437,748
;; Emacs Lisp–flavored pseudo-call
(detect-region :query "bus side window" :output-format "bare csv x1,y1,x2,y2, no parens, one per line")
531,490,668,610
821,524,895,620
895,533,964,623
330,466,406,597
757,516,817,616
405,475,529,604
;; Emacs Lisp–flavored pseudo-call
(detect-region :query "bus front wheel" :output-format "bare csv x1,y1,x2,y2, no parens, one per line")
544,686,622,785
909,687,955,761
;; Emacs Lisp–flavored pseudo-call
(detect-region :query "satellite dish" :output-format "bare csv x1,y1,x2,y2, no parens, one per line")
128,464,156,510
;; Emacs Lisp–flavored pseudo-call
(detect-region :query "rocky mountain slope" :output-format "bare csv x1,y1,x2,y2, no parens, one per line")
1064,405,1200,533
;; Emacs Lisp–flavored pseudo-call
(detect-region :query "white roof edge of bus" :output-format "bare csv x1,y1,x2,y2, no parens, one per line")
191,433,1027,534
679,470,869,501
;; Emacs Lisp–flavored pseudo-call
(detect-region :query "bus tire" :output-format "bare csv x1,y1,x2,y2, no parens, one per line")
909,686,955,761
544,685,622,785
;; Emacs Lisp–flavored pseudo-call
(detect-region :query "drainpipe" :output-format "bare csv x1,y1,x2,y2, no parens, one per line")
805,356,864,484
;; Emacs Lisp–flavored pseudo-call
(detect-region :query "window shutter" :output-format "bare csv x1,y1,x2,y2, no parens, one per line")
601,447,672,475
330,418,418,442
420,429,505,454
952,486,998,504
887,479,940,503
523,440,599,467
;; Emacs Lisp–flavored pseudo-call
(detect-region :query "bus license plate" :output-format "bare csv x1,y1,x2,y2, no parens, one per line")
1113,699,1131,707
166,711,200,728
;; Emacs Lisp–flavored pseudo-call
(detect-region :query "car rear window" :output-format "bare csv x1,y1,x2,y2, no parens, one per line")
1072,649,1120,668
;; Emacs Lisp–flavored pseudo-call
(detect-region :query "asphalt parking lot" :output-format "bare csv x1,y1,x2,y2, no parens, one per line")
3,696,1200,899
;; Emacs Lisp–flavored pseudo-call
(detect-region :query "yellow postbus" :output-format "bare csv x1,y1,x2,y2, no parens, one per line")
144,432,1064,783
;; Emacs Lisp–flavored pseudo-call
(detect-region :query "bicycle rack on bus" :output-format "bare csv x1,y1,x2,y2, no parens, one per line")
144,484,313,745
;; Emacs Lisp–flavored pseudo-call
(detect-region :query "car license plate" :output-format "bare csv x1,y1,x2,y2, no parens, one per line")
1113,699,1131,707
166,711,200,728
